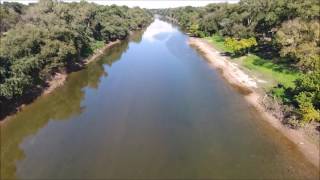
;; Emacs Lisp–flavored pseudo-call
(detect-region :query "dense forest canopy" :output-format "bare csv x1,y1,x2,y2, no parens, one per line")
0,2,26,33
0,0,152,117
154,0,320,123
155,0,319,71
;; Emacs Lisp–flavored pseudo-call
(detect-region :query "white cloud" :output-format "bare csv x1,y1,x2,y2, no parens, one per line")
143,19,177,42
2,0,239,9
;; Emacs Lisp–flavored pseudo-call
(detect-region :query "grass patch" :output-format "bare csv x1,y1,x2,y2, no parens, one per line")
204,34,233,53
203,34,300,89
241,54,299,88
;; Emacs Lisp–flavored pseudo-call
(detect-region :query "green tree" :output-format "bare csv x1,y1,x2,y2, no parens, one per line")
0,0,152,115
276,18,320,72
225,37,257,55
189,23,204,37
0,2,25,33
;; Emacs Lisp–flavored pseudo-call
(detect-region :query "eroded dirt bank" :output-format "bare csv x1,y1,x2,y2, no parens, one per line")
188,37,320,169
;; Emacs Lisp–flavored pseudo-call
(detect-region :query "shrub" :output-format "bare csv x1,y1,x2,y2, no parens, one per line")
224,37,257,56
295,92,320,122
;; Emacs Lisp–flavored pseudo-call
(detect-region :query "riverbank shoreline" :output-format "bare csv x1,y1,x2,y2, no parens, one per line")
188,37,320,169
43,40,121,96
0,40,121,124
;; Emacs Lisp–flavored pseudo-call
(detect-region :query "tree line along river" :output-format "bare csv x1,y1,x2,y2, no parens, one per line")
1,19,319,179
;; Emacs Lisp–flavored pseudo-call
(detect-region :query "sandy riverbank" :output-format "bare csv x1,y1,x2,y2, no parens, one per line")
188,37,320,169
0,40,121,124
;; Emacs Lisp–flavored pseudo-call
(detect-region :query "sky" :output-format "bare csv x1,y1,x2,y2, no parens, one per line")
2,0,239,9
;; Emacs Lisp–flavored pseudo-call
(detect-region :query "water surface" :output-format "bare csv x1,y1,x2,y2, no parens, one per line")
1,19,319,179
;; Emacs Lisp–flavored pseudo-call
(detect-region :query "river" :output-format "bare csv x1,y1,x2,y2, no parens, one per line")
1,19,319,179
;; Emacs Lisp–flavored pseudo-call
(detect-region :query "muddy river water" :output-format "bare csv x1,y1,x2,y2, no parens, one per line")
1,19,319,179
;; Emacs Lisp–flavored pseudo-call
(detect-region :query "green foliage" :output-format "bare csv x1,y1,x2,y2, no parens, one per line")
188,23,204,37
276,18,320,72
270,85,287,100
0,2,26,33
159,0,320,38
224,37,257,55
0,0,152,108
270,71,320,123
206,35,299,91
158,0,319,72
205,34,233,53
91,40,105,51
82,40,105,57
243,55,299,88
156,0,319,124
295,92,320,122
294,71,320,119
295,71,320,95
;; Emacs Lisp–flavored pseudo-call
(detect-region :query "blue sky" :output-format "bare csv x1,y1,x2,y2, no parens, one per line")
2,0,239,9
